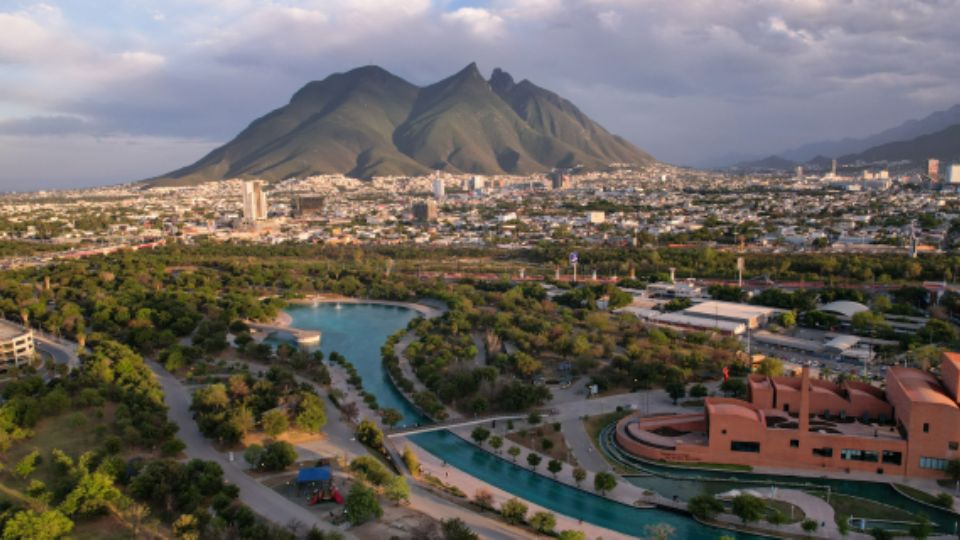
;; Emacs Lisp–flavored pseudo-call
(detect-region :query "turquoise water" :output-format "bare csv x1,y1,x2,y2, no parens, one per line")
286,303,765,539
283,303,425,426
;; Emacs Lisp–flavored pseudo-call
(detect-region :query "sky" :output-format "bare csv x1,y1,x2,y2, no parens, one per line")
1,0,959,190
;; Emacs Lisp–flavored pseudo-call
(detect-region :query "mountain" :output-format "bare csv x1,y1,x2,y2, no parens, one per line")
780,104,960,163
837,123,960,165
730,155,796,171
148,63,653,186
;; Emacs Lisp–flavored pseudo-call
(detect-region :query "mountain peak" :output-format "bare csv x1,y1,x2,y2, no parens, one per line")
489,67,515,94
146,63,654,186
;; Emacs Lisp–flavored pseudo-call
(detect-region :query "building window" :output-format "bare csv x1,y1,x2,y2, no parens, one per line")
950,442,958,451
790,439,800,448
731,441,760,453
813,447,833,458
882,451,902,465
923,423,930,433
920,457,948,470
841,449,879,462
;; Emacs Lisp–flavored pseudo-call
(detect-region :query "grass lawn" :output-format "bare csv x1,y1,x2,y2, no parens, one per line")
815,492,916,522
2,406,113,489
505,423,578,465
583,409,632,443
894,483,953,508
764,499,806,524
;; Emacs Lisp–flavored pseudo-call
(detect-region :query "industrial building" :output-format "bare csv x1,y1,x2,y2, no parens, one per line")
0,320,35,374
615,353,960,479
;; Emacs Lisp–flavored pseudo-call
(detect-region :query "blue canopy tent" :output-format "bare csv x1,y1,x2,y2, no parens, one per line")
295,466,332,496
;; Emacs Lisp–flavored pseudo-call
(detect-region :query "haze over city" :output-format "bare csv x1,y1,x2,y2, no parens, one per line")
3,0,960,189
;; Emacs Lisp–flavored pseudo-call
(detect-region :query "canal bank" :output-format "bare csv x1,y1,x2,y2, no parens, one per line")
283,302,771,539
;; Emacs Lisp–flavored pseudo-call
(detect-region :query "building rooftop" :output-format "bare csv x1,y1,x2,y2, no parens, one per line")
820,300,870,318
684,301,779,320
0,320,29,341
888,367,958,408
707,400,763,422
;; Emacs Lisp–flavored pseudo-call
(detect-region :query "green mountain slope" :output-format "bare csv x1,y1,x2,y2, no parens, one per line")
839,123,960,165
147,63,653,185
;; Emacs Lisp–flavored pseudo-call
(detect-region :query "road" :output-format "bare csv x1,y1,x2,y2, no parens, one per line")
35,337,79,370
147,360,355,538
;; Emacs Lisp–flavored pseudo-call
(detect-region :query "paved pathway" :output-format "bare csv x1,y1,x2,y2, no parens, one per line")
147,360,355,538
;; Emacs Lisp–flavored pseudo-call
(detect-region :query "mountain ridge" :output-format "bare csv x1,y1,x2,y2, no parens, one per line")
147,63,653,186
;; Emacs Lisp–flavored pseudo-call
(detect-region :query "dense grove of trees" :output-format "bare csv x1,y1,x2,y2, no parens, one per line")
190,367,326,446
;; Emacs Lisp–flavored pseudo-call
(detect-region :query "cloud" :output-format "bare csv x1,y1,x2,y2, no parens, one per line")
443,7,506,38
3,0,960,185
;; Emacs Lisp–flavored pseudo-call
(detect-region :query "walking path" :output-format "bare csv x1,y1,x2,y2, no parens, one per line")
146,360,355,538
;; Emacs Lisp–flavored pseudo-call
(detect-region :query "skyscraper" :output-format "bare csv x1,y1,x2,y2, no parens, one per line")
432,173,445,200
242,180,268,222
928,158,940,182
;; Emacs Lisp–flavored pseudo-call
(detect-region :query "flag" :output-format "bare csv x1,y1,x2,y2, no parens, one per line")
569,252,578,264
722,366,730,381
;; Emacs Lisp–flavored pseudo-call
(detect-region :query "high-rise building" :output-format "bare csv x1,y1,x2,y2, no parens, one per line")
550,171,569,190
292,195,325,217
795,166,803,178
468,176,485,192
950,164,960,184
242,180,268,222
928,158,940,182
432,174,445,200
412,200,438,223
831,159,838,177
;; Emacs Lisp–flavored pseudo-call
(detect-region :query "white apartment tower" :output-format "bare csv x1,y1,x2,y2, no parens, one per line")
242,180,268,222
432,173,445,200
949,164,960,185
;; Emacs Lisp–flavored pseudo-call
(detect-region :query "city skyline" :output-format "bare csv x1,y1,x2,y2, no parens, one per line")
3,0,960,189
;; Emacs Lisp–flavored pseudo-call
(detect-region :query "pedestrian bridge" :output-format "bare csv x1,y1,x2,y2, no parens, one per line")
386,414,528,438
246,322,321,346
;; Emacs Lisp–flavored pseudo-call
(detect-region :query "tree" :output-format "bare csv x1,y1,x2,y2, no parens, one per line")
2,509,74,540
172,513,200,540
59,471,122,517
835,513,850,536
720,378,747,399
500,498,528,525
572,466,587,487
547,459,563,478
526,453,542,470
489,435,503,454
401,445,419,477
557,531,586,540
507,446,521,462
767,510,788,528
344,482,382,526
593,471,617,496
731,493,765,524
801,518,818,534
14,450,40,479
243,444,265,469
870,528,893,540
756,357,784,377
687,493,723,520
665,379,686,405
441,518,479,540
355,419,384,451
473,488,494,510
945,459,960,482
379,408,402,428
262,408,289,437
779,311,797,327
295,394,327,433
260,441,297,471
470,427,490,447
529,511,557,534
384,475,410,505
935,492,954,509
689,383,708,398
908,514,933,540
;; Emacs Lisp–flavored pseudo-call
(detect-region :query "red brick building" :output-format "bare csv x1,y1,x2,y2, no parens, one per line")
615,353,960,478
